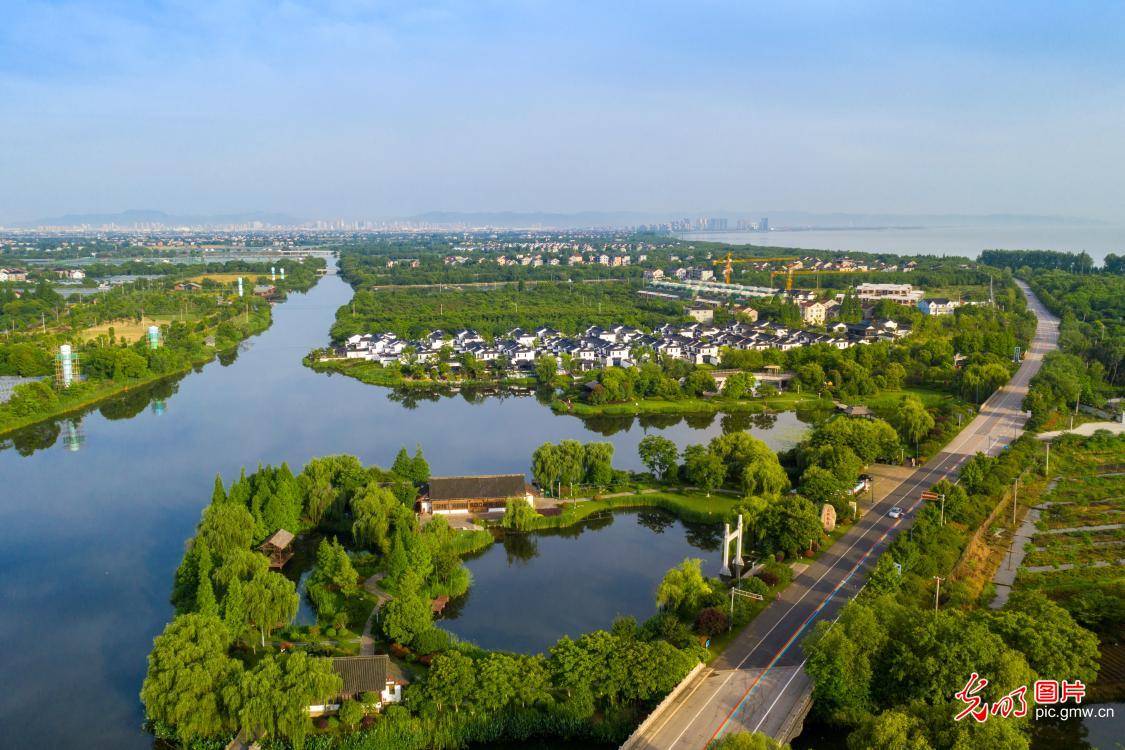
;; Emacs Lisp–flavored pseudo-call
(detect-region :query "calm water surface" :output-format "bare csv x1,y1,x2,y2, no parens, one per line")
683,225,1125,263
443,510,721,653
0,267,807,749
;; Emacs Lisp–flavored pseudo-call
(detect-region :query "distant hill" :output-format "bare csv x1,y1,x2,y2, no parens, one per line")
15,209,299,229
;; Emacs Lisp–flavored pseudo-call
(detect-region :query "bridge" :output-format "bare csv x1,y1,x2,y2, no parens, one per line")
621,280,1059,750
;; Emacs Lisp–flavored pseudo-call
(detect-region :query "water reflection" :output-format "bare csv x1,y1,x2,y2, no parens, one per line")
441,510,721,653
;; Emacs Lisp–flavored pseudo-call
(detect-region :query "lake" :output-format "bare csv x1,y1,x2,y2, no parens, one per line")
682,224,1125,264
443,510,721,653
0,265,806,749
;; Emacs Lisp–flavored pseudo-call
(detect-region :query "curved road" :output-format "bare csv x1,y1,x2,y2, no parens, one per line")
624,281,1059,749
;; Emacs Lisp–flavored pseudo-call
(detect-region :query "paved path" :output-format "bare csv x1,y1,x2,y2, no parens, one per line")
1036,421,1125,441
359,574,388,656
1038,522,1124,535
1023,559,1125,573
622,279,1059,750
990,501,1051,609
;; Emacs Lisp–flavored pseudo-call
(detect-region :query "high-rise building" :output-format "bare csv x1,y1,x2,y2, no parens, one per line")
759,217,769,232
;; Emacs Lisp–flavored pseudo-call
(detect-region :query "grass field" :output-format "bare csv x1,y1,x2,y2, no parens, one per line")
79,314,183,342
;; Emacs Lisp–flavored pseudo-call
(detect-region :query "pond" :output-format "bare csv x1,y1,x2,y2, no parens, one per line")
0,264,810,749
442,510,721,653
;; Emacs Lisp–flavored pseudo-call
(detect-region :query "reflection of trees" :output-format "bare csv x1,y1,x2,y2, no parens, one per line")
684,521,722,551
387,388,442,409
577,415,633,437
100,375,186,421
637,413,683,430
5,420,62,456
533,386,555,406
795,400,833,425
750,411,778,430
683,412,717,430
217,347,240,367
502,531,540,564
720,412,754,433
637,510,675,534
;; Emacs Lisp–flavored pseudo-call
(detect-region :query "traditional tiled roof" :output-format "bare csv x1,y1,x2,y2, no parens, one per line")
427,474,527,501
331,655,389,696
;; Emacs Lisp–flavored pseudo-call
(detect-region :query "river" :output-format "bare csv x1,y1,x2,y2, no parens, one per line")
0,266,807,749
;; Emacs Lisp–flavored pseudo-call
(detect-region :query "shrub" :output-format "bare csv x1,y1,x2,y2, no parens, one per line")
696,607,729,636
412,627,454,655
741,576,769,597
756,569,779,587
338,699,364,730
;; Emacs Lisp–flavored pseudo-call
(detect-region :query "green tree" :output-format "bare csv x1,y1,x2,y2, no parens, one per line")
583,442,615,487
351,483,399,553
410,446,430,484
721,371,756,399
501,498,542,530
639,434,680,480
799,466,847,515
194,544,219,617
894,396,935,455
708,732,790,750
337,699,364,730
381,591,432,647
531,442,562,494
244,570,298,648
140,614,241,745
197,502,255,559
755,496,822,557
211,474,227,504
683,444,726,496
534,354,558,385
656,558,713,617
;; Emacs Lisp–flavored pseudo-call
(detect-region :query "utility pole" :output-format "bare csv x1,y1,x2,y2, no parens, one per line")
1045,442,1050,475
939,493,946,527
933,576,944,611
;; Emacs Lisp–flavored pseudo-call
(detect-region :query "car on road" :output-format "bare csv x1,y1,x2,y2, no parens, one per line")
888,506,904,519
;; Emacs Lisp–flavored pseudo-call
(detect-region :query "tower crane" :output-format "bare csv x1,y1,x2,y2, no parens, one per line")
711,252,799,284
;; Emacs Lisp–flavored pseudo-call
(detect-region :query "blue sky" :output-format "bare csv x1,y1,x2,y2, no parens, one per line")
1,1,1123,222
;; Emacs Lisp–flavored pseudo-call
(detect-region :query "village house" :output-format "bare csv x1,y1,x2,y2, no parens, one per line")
688,303,715,323
0,268,28,282
917,298,958,316
308,655,403,717
421,474,536,515
798,300,827,325
854,282,923,305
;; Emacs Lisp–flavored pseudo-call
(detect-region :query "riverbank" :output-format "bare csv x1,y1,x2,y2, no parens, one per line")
0,306,273,438
307,356,537,391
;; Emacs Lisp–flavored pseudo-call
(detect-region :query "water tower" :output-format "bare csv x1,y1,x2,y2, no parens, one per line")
55,344,80,389
147,325,161,349
237,277,244,297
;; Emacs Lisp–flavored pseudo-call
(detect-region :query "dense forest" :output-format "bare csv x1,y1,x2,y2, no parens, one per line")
330,282,688,341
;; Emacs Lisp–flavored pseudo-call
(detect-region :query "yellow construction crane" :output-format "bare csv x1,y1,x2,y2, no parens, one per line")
769,267,866,291
712,252,798,284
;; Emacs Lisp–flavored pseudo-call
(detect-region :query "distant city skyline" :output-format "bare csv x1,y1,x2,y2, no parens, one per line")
2,2,1123,223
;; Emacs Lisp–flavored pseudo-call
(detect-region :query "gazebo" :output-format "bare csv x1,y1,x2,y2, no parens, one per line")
258,529,295,569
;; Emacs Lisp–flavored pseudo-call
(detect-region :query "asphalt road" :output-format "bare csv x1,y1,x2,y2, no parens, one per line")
623,281,1059,750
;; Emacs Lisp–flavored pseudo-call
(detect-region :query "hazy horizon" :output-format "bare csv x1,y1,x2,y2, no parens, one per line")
2,2,1124,223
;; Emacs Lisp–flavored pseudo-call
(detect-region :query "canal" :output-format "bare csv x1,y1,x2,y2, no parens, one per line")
0,266,809,749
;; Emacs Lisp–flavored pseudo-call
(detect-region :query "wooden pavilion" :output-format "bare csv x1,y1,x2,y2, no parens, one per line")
258,529,295,569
